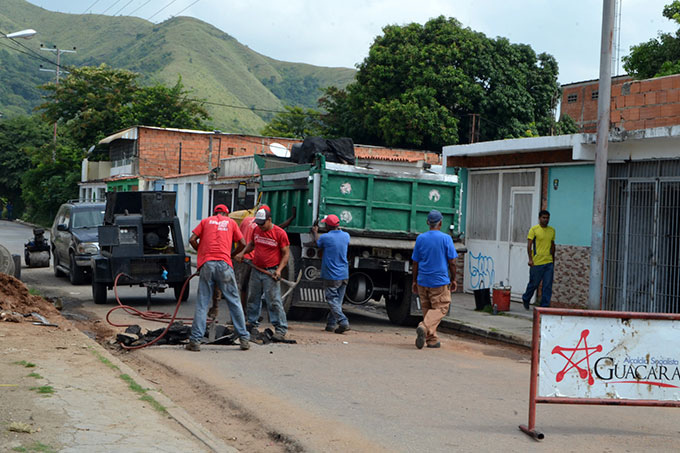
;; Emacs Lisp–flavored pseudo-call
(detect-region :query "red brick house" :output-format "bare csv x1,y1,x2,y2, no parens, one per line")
561,73,680,133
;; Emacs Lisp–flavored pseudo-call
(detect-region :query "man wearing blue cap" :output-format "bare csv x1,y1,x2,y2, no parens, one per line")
411,210,458,349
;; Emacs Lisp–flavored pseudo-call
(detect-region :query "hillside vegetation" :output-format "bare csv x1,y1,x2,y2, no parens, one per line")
0,0,355,133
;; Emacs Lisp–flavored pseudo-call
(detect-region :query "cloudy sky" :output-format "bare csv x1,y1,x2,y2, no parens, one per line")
25,0,679,84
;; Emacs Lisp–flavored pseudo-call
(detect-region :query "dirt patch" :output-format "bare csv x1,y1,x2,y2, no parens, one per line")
0,273,61,321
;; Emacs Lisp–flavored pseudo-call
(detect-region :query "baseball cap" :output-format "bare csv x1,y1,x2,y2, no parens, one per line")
427,210,443,225
214,204,229,214
320,214,340,227
254,208,271,225
259,204,271,213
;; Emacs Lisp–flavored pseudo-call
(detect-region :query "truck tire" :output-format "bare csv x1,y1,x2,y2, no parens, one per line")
69,253,86,285
386,279,420,326
92,281,107,304
173,280,190,302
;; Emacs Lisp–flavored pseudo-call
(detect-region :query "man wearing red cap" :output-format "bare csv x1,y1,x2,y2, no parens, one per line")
235,207,290,340
312,214,351,333
186,204,249,351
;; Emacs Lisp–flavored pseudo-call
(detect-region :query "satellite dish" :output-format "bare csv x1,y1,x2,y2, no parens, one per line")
269,142,290,158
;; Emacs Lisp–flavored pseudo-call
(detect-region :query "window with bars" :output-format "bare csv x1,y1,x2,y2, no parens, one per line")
567,93,578,103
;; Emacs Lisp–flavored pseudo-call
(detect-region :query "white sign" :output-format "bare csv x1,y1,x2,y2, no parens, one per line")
539,315,680,401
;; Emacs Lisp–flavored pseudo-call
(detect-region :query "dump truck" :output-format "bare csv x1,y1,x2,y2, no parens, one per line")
255,153,460,325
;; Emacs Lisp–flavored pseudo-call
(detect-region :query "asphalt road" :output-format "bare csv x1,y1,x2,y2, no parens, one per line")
3,219,680,452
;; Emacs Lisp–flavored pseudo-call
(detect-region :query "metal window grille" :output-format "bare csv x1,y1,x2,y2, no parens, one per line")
468,172,499,240
567,94,578,103
604,160,680,312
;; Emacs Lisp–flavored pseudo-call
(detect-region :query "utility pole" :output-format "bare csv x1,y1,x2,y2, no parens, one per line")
468,113,478,144
588,0,615,310
40,44,76,161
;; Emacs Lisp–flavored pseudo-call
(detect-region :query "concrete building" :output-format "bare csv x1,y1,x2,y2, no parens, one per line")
443,127,680,313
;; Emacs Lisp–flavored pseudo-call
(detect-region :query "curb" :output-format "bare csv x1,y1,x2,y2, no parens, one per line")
440,318,532,348
82,332,238,453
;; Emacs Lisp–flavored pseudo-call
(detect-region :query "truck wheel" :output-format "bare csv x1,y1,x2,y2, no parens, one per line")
92,281,107,304
386,280,420,326
173,280,190,302
69,253,86,285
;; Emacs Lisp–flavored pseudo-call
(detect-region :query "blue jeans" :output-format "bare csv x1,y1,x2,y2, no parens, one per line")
522,262,554,307
324,279,349,327
247,267,288,335
190,261,249,343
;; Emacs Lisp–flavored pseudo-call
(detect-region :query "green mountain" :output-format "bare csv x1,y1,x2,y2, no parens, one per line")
0,0,356,134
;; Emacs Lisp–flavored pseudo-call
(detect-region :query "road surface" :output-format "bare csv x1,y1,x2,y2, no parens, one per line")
3,219,680,452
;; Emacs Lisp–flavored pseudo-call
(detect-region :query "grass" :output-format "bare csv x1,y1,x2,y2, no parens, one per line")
11,442,56,452
27,372,43,379
13,361,36,368
29,386,54,395
89,348,166,414
28,288,41,296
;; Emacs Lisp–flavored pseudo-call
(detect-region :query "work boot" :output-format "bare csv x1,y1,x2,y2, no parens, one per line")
426,342,441,348
415,325,426,349
239,337,250,350
271,332,286,342
325,325,336,332
334,324,351,334
523,298,530,310
185,341,200,352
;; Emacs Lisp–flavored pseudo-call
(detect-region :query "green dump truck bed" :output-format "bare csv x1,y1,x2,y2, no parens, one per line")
256,155,460,238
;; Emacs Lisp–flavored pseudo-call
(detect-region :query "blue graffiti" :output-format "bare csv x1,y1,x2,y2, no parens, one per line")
468,251,495,289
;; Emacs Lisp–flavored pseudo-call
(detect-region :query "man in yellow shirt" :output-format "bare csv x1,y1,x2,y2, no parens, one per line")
522,210,555,309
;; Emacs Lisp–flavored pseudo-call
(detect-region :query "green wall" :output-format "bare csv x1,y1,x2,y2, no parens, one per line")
547,165,594,247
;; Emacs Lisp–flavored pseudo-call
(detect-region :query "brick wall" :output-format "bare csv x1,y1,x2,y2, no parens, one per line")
561,74,680,132
133,127,441,178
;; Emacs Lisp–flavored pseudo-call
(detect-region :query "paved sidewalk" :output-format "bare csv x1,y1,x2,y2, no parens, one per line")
442,292,534,348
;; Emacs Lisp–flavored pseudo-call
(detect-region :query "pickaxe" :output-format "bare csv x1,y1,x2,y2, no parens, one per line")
245,261,302,300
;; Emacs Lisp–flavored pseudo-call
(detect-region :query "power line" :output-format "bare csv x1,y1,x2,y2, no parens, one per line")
0,30,59,68
113,0,135,16
100,0,122,15
128,0,154,16
173,0,201,17
83,0,102,14
148,0,178,21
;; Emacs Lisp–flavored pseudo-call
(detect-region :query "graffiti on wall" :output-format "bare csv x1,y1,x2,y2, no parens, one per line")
469,251,495,289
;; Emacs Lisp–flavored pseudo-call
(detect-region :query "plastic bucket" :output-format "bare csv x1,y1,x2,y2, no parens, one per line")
492,286,511,311
473,288,491,311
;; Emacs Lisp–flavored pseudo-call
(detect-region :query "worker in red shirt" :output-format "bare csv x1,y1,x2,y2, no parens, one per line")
235,208,290,341
187,204,249,352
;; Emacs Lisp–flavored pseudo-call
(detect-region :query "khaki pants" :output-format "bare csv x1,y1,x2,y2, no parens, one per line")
417,285,451,345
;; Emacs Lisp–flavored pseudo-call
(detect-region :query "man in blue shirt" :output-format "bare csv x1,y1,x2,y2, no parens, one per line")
411,210,458,349
312,214,351,334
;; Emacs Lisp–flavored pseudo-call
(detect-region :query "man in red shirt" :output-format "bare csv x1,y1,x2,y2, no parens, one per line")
235,208,290,340
187,204,249,351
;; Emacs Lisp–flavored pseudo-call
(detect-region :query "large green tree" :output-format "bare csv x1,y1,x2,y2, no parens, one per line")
623,1,680,79
0,115,51,218
321,16,561,150
260,105,324,138
39,65,210,151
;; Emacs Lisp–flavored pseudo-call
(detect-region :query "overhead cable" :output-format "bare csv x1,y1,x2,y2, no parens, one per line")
148,0,178,21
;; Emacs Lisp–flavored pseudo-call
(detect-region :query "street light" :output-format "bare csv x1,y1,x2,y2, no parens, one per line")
5,29,37,39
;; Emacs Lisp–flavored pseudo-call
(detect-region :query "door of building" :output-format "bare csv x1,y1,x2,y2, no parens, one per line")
508,188,534,299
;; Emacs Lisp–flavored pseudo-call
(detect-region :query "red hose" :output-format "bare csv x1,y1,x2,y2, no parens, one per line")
106,272,202,350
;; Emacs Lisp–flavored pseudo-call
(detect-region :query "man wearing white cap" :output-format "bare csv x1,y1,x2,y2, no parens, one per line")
411,209,458,349
235,208,290,340
187,204,249,351
312,214,351,333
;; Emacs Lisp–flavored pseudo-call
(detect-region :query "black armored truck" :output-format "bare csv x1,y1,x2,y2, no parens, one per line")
91,191,192,305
